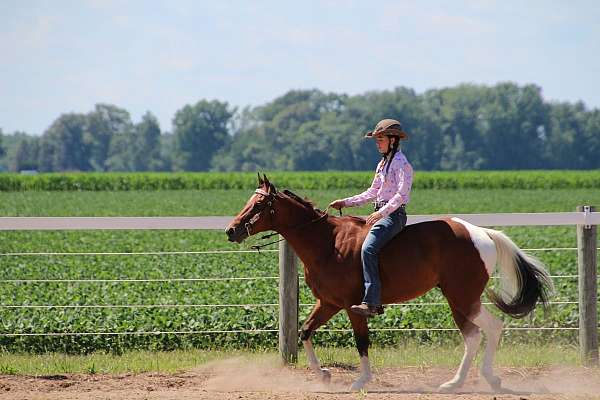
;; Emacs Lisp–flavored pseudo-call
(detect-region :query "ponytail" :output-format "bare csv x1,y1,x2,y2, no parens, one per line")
382,136,400,175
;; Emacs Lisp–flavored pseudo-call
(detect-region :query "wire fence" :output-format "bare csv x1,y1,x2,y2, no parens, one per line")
0,327,580,337
0,246,597,337
1,247,593,256
0,301,582,310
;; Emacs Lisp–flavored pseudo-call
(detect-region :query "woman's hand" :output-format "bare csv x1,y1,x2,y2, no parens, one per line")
328,199,345,210
366,211,383,225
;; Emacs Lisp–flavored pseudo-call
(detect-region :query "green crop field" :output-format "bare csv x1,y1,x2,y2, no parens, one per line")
0,173,598,354
2,170,600,191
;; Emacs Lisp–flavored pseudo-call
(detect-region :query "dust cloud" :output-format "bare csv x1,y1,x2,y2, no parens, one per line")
198,356,600,397
199,355,348,393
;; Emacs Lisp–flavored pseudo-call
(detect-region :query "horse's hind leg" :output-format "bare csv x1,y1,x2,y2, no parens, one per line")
300,300,340,383
439,305,481,392
472,306,503,390
440,301,504,392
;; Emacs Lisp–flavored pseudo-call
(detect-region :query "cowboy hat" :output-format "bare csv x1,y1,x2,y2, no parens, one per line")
364,119,409,140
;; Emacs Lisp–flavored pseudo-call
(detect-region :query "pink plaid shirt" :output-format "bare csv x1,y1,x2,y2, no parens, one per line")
342,151,413,217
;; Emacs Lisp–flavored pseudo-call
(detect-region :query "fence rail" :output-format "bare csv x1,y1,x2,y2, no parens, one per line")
2,211,600,230
0,300,581,310
0,208,598,365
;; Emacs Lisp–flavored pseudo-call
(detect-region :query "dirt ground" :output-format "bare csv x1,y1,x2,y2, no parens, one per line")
1,361,599,400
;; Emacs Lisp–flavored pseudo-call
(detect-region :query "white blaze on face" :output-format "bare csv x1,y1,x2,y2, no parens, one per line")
245,193,263,214
451,217,497,276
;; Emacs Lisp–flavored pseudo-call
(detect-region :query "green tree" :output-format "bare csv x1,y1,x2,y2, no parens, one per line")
211,125,274,172
581,109,600,168
421,85,486,170
0,128,5,159
104,111,163,172
85,104,132,171
342,87,433,170
545,102,599,169
213,90,350,171
478,83,548,169
315,114,356,170
440,134,482,170
12,137,40,171
287,121,332,170
172,100,234,171
105,130,131,171
131,112,162,171
0,129,6,171
3,83,597,173
158,132,174,171
38,113,90,172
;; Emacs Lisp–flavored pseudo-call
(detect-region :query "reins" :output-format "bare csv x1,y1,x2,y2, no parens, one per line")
249,189,341,252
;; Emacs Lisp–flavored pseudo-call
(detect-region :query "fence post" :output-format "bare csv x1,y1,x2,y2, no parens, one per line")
577,205,599,366
279,238,299,364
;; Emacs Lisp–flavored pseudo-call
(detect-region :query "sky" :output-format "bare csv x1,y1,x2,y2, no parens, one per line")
1,0,599,135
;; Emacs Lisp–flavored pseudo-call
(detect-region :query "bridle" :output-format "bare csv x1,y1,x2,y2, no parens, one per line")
243,188,338,251
243,188,276,239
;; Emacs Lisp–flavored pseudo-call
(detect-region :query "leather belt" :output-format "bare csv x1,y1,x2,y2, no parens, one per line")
373,201,406,212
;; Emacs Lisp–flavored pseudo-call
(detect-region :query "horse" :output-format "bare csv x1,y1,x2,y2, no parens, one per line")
225,174,553,392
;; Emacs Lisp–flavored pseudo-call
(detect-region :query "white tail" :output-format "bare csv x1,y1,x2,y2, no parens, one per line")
483,228,554,318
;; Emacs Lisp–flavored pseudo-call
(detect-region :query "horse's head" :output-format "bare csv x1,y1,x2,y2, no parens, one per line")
225,173,279,243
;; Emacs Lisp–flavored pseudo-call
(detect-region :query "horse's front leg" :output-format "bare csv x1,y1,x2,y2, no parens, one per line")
300,300,340,383
347,311,372,391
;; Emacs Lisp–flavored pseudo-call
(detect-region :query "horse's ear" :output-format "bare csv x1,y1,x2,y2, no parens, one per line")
257,173,264,186
263,174,277,194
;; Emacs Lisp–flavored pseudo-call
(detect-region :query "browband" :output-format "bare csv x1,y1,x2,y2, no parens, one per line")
255,188,270,197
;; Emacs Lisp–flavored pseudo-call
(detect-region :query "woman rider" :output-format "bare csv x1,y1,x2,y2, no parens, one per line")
329,119,413,318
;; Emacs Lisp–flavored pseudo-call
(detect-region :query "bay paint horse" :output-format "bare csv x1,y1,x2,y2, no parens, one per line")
225,175,553,392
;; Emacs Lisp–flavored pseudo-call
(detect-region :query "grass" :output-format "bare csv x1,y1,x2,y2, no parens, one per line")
0,343,584,376
0,348,250,375
0,188,598,216
0,188,597,352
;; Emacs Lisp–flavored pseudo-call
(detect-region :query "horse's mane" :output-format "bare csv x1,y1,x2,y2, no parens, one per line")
280,189,366,224
280,189,319,211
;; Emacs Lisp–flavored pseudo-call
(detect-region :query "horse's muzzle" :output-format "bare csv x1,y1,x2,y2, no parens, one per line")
225,225,247,243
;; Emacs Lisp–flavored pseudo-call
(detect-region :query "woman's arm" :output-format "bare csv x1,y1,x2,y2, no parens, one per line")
342,169,382,207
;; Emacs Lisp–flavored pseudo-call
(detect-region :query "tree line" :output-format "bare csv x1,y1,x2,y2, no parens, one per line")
1,82,599,172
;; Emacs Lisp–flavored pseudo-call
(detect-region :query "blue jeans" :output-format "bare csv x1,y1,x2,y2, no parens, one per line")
361,207,407,306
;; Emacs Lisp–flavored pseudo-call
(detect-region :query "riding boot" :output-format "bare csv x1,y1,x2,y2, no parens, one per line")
350,303,385,318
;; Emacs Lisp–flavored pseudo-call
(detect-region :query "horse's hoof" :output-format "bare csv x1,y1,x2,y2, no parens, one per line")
484,375,502,391
349,376,371,391
320,368,331,384
438,380,462,393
